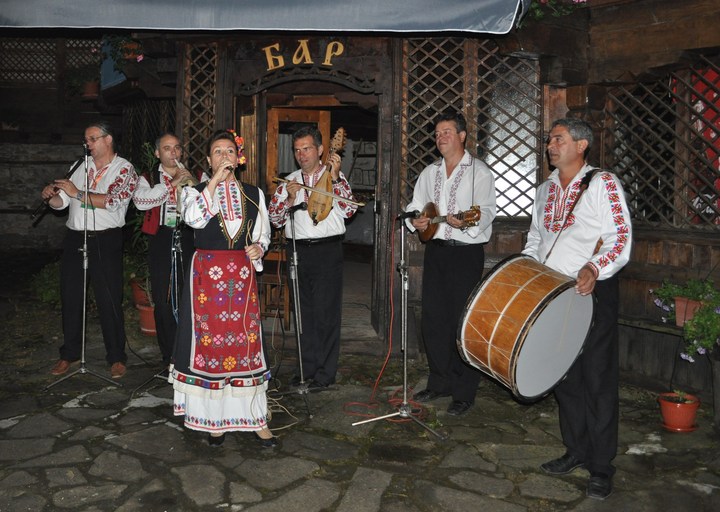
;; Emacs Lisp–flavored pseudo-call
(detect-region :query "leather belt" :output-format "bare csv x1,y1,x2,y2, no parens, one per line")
291,235,344,246
431,239,469,247
84,227,122,237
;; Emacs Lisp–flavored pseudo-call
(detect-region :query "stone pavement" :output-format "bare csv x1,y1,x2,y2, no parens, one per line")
2,257,720,511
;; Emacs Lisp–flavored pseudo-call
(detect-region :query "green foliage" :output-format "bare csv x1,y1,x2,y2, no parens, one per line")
651,278,720,360
520,0,586,26
31,260,62,308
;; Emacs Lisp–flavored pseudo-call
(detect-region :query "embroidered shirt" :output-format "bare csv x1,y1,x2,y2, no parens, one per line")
522,164,633,279
53,155,137,231
405,150,496,243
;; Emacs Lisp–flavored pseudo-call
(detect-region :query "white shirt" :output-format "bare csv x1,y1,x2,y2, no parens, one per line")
268,167,357,239
54,155,137,231
522,164,633,279
132,164,182,227
405,150,496,243
181,180,271,272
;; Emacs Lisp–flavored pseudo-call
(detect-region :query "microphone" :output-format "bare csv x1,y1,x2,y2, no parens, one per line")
396,210,420,220
82,142,90,156
289,202,308,214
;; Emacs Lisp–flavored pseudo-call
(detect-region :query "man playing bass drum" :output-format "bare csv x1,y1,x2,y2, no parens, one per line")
268,125,358,389
404,109,497,416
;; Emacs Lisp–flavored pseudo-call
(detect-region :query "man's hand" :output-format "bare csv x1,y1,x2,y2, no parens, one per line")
411,216,430,232
575,265,597,296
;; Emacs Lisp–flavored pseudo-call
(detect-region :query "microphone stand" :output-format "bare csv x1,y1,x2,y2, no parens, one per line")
274,202,315,417
352,215,445,439
46,145,122,391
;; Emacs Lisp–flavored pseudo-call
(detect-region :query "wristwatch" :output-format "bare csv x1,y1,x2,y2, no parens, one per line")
75,191,84,201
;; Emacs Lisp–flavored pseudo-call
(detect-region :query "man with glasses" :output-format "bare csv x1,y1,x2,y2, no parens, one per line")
404,109,497,416
41,122,138,379
268,125,357,389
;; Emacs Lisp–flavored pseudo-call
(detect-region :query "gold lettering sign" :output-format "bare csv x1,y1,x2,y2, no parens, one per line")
262,40,345,72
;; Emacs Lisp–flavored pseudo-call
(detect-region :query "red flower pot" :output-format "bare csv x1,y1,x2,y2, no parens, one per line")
135,302,157,337
658,392,700,432
674,296,702,327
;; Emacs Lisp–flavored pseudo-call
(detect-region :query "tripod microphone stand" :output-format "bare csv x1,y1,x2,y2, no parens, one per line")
273,202,315,417
352,215,445,439
133,225,186,396
46,144,122,391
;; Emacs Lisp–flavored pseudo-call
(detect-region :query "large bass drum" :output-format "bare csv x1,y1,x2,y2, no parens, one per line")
457,255,594,401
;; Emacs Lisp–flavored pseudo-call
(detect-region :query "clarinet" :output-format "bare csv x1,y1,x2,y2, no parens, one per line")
30,157,86,224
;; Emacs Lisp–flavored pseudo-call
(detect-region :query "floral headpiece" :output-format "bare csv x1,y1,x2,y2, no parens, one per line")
227,129,246,166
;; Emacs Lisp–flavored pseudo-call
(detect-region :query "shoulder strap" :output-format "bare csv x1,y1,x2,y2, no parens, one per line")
542,168,599,264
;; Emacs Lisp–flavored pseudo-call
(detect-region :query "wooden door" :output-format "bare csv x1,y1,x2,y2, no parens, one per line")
266,108,330,195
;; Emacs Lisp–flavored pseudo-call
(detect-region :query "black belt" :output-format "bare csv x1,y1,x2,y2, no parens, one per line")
77,227,122,237
291,235,344,246
431,239,470,247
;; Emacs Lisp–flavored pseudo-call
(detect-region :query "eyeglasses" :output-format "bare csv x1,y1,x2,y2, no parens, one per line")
84,134,108,144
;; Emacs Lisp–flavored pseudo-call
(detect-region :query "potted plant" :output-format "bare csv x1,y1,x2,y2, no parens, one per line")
657,390,700,432
66,62,101,98
102,35,144,75
124,141,158,335
650,278,720,360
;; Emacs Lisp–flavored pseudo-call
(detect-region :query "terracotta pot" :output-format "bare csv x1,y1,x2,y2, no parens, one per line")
129,277,151,306
135,302,157,337
658,392,700,432
674,296,702,327
81,80,99,100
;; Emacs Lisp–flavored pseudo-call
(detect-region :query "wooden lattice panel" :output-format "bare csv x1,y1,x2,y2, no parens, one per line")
401,38,541,217
0,38,100,85
0,39,58,83
182,44,219,176
122,99,176,171
604,56,720,229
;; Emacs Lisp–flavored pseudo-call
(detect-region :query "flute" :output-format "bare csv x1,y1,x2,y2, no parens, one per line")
30,158,85,220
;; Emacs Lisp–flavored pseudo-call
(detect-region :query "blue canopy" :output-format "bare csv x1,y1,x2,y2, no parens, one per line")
0,0,530,34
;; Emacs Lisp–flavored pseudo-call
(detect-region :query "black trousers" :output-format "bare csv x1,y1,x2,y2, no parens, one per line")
555,275,620,477
287,240,343,386
421,241,485,402
148,225,194,365
59,228,126,365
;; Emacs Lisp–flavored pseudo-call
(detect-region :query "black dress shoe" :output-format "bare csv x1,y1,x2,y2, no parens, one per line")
586,475,612,500
540,453,584,475
208,433,225,447
254,432,278,448
308,380,329,390
446,400,473,416
413,389,450,403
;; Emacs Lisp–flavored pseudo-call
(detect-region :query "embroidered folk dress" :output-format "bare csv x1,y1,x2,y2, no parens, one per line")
170,179,271,434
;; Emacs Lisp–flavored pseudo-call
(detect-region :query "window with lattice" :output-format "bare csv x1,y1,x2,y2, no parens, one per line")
604,58,720,230
401,38,542,218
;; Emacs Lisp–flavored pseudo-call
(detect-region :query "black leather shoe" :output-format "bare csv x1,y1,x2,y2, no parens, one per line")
254,432,278,448
540,453,584,475
413,389,450,403
586,475,612,500
208,433,225,447
446,400,473,416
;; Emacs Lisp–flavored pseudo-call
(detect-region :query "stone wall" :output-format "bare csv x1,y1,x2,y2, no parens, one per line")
0,143,84,251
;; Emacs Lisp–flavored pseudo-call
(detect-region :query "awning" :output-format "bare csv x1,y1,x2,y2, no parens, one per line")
0,0,530,35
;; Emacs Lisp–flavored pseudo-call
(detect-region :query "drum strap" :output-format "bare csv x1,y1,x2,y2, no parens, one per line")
542,168,599,264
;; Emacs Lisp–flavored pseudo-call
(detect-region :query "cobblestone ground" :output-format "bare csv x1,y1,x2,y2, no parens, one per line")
1,250,719,511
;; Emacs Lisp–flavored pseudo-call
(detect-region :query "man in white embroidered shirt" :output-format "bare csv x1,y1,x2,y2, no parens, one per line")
41,122,138,380
522,117,632,500
404,109,497,417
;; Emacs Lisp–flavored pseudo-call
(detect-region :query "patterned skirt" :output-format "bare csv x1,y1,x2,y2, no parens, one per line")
170,249,270,433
